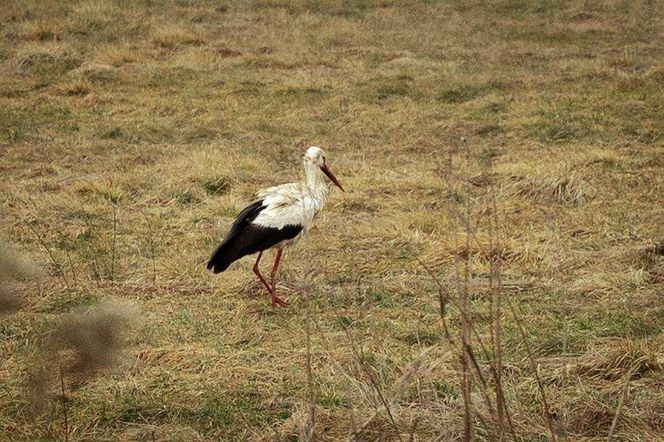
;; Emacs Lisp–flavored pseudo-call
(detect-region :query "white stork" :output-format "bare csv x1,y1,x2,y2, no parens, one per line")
207,146,344,307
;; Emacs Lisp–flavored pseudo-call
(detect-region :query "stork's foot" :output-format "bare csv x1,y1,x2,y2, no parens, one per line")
271,294,289,307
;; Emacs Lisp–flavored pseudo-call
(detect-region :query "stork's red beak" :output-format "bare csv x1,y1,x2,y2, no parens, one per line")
320,164,344,192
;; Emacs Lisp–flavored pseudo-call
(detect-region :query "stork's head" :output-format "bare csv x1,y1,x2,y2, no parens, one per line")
304,146,344,191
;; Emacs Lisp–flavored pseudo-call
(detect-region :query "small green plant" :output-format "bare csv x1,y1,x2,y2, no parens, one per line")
201,177,232,195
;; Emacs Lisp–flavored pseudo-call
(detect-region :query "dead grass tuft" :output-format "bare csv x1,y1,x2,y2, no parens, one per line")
153,27,205,49
639,240,664,282
420,235,532,271
0,284,22,313
643,239,664,259
575,340,661,381
95,45,138,67
511,168,592,205
55,78,94,96
645,65,664,83
193,175,234,196
0,241,35,284
20,20,62,42
14,45,81,75
71,62,116,82
563,397,616,437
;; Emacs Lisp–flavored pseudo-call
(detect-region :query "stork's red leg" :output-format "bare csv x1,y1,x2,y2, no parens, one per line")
252,251,274,297
269,249,288,307
252,250,287,307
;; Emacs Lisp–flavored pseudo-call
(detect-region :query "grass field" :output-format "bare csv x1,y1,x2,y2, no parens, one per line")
2,0,664,440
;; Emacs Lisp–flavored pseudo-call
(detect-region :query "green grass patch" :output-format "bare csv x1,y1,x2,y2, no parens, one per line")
574,311,661,339
15,50,81,77
234,80,268,96
0,104,72,142
101,127,125,139
273,85,330,99
504,313,588,357
44,291,99,314
370,290,398,308
438,81,505,104
359,74,416,102
439,85,486,103
505,307,662,358
169,188,200,205
318,392,350,408
198,176,233,196
399,327,440,346
180,392,289,432
529,101,584,143
433,381,460,400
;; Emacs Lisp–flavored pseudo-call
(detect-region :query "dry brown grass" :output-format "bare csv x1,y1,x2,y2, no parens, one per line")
2,0,664,440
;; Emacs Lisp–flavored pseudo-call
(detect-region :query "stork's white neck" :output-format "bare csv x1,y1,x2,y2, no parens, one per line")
302,160,331,204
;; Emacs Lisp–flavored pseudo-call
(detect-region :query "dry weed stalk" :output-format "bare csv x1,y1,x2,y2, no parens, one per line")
73,199,104,286
55,299,137,377
346,344,437,439
298,270,317,441
64,246,78,289
419,258,507,438
0,240,36,313
140,208,158,285
110,203,117,282
0,283,22,313
460,144,473,441
506,298,557,440
487,178,516,440
25,220,70,289
423,143,561,440
606,362,641,441
59,365,69,442
444,146,487,438
334,307,403,440
313,296,434,440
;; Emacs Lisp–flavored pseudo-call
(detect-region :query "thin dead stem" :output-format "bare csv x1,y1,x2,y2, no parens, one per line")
333,309,403,441
506,298,557,441
304,277,316,441
73,200,103,286
26,220,70,289
59,364,69,442
419,144,521,440
65,246,78,289
486,152,516,441
110,204,117,282
407,417,419,442
348,344,435,439
140,209,157,285
419,258,499,438
606,363,639,441
487,184,504,438
461,142,473,442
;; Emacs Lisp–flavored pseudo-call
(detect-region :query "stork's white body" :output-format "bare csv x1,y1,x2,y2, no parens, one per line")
253,180,331,248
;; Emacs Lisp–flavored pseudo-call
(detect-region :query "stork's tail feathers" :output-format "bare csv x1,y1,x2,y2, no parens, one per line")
207,200,266,274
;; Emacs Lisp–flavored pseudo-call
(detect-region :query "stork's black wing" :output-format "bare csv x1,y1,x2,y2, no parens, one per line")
206,200,302,274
